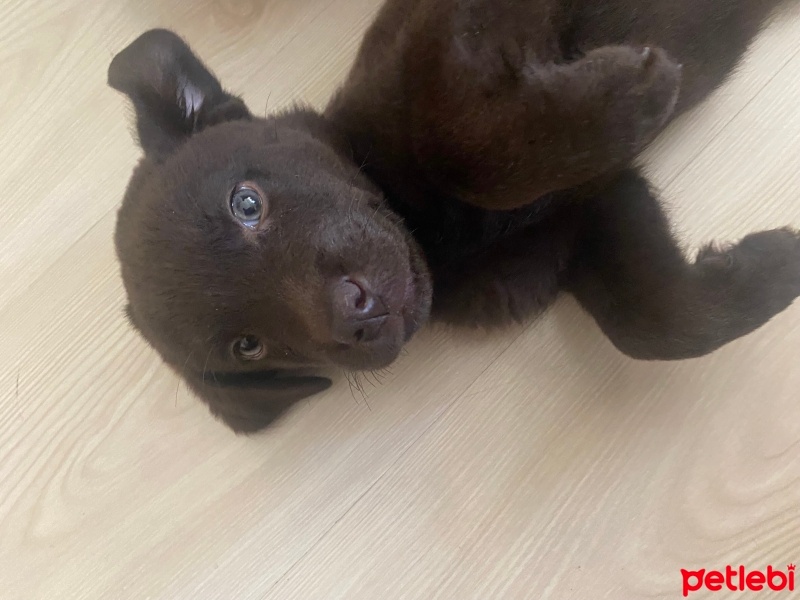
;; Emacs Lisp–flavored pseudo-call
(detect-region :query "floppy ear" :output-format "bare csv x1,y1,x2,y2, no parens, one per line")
108,28,252,159
184,370,332,434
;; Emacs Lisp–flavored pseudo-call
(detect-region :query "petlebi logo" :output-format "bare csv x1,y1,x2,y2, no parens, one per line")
681,564,795,597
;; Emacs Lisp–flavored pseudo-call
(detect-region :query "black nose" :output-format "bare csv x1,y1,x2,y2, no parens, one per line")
331,277,389,345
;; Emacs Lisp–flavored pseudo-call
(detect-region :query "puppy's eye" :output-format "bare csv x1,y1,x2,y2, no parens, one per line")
230,182,267,228
233,335,266,360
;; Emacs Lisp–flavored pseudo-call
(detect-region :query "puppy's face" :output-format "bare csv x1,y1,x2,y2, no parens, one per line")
110,30,432,432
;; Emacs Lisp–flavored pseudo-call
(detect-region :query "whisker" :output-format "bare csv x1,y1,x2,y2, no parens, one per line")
353,372,372,411
201,347,214,386
367,370,382,387
358,147,372,175
352,371,367,398
176,347,196,407
349,149,374,188
372,368,391,384
343,371,359,405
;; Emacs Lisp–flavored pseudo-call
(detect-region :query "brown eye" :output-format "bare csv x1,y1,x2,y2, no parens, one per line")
234,335,265,360
230,182,267,228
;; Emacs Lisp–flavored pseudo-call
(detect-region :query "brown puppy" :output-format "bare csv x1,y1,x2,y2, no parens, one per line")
109,0,800,433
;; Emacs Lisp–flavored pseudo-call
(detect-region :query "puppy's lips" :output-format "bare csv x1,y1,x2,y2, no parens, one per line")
400,241,431,342
399,269,422,341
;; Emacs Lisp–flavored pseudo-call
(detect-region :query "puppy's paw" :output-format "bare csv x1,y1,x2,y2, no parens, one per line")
697,227,800,318
575,45,682,151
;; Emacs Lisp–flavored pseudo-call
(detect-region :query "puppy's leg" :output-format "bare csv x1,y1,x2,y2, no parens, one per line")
412,34,682,211
565,170,800,359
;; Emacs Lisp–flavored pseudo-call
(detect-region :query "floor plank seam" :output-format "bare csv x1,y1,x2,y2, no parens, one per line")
262,326,535,598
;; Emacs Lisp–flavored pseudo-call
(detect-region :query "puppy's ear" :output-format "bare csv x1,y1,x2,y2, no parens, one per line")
108,29,252,159
184,370,332,434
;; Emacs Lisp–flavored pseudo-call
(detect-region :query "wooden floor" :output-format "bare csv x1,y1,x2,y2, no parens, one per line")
2,1,800,599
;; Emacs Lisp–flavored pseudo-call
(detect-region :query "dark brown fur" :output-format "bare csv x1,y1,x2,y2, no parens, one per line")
109,0,800,433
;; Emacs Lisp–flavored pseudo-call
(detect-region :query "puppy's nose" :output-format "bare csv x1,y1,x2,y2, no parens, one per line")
331,277,388,345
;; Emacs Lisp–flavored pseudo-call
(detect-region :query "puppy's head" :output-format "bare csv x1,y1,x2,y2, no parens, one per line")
109,30,432,433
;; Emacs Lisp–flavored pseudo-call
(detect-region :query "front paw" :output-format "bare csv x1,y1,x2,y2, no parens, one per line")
697,228,800,317
574,45,682,151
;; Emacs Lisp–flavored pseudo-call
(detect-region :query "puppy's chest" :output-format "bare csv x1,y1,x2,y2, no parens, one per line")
389,194,557,268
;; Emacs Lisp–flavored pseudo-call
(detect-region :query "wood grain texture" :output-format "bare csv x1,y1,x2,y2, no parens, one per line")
1,2,799,599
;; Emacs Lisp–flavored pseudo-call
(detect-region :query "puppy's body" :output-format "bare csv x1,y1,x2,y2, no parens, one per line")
329,0,799,340
109,0,800,432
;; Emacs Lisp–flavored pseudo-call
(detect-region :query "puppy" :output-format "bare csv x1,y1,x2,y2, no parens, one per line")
109,0,800,433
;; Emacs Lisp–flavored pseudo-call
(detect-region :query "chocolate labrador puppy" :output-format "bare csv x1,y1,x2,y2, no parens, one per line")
109,0,800,433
